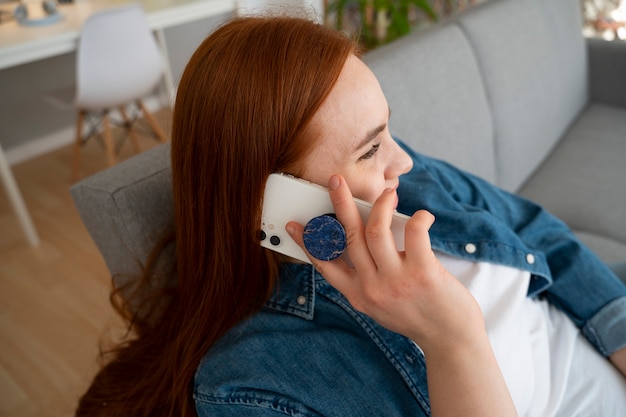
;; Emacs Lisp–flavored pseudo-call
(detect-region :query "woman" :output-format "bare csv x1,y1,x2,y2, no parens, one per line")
77,16,626,417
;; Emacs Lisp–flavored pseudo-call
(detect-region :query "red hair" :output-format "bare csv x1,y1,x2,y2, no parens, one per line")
77,16,358,417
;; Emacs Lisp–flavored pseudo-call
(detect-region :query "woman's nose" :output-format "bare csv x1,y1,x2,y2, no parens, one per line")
388,144,413,177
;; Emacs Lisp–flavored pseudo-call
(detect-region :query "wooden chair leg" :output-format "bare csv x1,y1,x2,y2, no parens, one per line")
119,107,142,154
72,110,85,182
137,100,168,143
102,112,117,167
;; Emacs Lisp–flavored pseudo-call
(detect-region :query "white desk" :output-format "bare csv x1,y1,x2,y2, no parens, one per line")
0,0,235,246
0,0,235,69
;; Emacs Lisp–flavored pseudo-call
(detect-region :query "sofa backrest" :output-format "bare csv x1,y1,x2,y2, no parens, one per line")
363,23,497,184
456,0,588,191
366,0,587,191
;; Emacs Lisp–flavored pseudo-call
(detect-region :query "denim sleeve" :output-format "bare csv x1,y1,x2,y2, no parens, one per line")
396,140,626,356
582,297,626,356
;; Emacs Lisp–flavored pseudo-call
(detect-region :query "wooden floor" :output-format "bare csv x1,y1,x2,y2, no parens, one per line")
0,109,171,417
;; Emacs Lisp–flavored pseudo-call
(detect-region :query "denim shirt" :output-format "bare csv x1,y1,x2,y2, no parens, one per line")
194,141,626,417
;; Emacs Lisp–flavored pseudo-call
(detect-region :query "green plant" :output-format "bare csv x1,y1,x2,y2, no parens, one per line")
327,0,438,49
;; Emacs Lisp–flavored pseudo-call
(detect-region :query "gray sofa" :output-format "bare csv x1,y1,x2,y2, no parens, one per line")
71,0,626,298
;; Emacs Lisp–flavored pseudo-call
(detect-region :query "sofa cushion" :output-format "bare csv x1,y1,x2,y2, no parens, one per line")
518,104,626,262
457,0,588,191
363,23,496,184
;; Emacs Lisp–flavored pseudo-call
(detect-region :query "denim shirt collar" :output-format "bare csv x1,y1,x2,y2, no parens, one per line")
264,262,317,319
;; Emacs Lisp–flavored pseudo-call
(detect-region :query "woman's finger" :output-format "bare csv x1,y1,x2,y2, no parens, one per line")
363,188,402,273
403,210,437,267
326,175,376,271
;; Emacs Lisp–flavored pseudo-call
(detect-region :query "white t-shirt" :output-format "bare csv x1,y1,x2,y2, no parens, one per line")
436,251,626,417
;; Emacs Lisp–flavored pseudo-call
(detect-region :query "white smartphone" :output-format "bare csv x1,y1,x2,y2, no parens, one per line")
260,173,409,263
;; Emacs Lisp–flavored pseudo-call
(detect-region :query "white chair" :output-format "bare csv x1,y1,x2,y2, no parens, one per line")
51,3,168,180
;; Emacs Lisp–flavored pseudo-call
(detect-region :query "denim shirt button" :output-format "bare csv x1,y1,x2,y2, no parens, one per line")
296,295,307,306
464,243,477,254
526,253,536,265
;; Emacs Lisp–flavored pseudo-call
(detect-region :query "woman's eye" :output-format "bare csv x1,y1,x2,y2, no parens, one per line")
358,143,380,161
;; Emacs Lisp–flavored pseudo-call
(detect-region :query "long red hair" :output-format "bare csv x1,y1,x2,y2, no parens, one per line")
76,16,358,417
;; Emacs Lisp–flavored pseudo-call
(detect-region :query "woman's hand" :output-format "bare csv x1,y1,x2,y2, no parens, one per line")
286,174,482,351
610,346,626,378
287,174,518,417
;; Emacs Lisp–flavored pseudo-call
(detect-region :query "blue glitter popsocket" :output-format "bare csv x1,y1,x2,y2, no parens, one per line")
303,214,347,261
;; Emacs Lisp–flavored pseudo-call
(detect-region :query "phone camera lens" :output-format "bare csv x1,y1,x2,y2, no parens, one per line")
270,235,281,246
258,230,267,241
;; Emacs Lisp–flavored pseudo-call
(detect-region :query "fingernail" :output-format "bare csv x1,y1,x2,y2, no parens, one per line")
329,175,340,190
286,224,295,236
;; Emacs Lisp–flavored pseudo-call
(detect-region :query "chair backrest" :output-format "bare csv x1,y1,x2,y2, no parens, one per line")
76,3,165,110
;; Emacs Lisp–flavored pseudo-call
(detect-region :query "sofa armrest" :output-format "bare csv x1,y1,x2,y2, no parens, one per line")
70,144,175,316
588,37,626,107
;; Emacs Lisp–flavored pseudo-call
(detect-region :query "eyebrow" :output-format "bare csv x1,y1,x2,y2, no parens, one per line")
354,124,387,152
353,107,391,152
